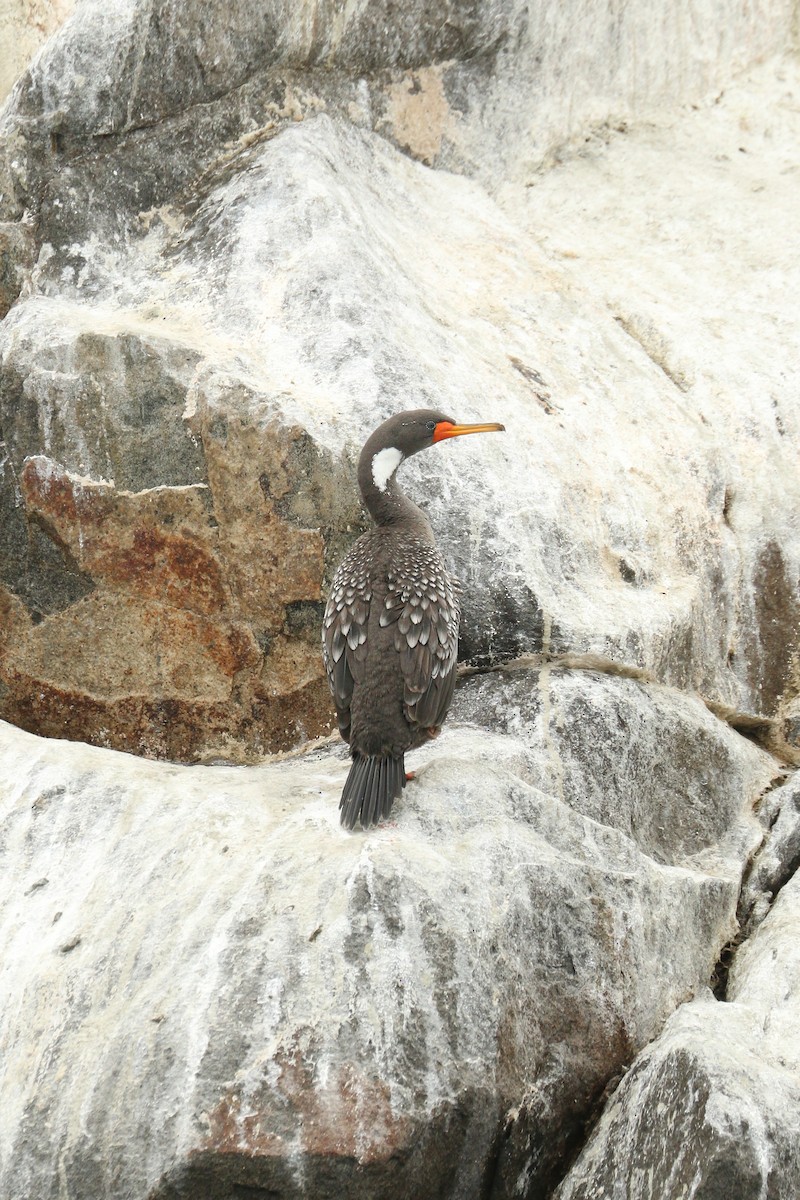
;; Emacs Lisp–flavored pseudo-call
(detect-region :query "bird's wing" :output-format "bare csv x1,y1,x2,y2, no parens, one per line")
379,546,461,732
322,557,371,743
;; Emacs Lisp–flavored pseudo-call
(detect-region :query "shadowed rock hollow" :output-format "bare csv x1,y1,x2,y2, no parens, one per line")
0,0,799,1197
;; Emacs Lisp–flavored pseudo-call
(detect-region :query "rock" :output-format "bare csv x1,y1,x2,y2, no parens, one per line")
506,58,800,746
0,668,780,1198
2,58,800,757
0,0,76,105
452,667,775,869
727,865,800,1070
0,218,35,317
0,0,793,184
552,991,800,1200
1,3,798,1196
0,395,353,758
738,773,800,938
554,866,800,1200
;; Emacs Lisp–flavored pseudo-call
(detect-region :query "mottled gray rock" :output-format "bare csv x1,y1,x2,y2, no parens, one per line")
739,773,800,938
1,4,798,1197
452,666,775,871
728,865,800,1070
2,0,792,321
0,217,35,316
2,0,793,193
553,994,800,1200
0,668,779,1199
555,863,800,1200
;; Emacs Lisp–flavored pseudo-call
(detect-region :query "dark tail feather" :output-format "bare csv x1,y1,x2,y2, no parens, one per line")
339,753,406,830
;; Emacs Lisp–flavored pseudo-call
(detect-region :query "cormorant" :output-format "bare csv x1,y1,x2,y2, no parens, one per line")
323,409,504,829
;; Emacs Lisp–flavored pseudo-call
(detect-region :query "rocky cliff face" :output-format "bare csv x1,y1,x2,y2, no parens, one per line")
0,673,788,1199
0,0,798,1197
1,0,798,762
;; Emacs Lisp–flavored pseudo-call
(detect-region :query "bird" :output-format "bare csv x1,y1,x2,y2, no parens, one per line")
322,409,505,830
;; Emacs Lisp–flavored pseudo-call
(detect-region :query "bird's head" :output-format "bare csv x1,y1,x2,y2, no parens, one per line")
363,408,505,494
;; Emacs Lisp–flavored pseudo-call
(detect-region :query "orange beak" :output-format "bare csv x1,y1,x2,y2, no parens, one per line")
432,420,506,443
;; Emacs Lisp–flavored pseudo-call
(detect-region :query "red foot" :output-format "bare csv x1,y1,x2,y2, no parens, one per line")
405,770,416,782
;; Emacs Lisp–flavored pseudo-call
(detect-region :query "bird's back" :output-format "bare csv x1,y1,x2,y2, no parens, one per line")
322,521,460,824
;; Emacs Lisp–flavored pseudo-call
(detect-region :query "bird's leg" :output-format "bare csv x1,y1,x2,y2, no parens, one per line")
405,770,416,782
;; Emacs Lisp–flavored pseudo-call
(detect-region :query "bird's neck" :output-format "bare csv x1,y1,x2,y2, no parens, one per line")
357,446,433,534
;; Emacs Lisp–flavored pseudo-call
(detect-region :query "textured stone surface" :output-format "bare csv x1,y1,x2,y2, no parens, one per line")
2,57,800,757
1,4,799,1196
0,0,75,104
0,364,352,758
0,0,793,185
728,867,800,1066
739,772,800,939
0,218,35,317
553,994,800,1200
451,667,771,868
554,868,800,1200
506,59,800,756
0,669,779,1199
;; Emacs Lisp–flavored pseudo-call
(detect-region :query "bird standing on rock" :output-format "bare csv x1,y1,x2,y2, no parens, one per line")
323,409,505,830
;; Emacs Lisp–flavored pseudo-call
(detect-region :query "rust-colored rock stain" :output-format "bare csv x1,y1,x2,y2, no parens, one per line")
1,415,348,761
20,456,228,615
203,1040,412,1165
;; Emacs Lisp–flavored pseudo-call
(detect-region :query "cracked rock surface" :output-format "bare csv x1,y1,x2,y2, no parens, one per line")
0,669,781,1199
739,774,800,938
555,867,800,1200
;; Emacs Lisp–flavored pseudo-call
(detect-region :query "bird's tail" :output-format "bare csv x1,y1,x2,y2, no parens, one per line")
339,754,406,830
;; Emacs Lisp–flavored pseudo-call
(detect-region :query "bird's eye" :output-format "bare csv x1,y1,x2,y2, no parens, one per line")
426,421,436,431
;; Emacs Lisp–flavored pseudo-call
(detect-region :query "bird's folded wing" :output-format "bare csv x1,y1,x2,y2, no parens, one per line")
378,551,460,731
322,570,371,742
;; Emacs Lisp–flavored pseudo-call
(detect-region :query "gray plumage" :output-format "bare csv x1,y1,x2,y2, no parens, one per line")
323,408,503,830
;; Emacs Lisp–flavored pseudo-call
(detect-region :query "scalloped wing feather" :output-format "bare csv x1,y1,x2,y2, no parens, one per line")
322,554,373,743
324,536,460,744
390,546,460,733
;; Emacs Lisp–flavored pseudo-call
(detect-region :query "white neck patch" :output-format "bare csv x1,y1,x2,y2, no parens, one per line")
371,446,404,492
